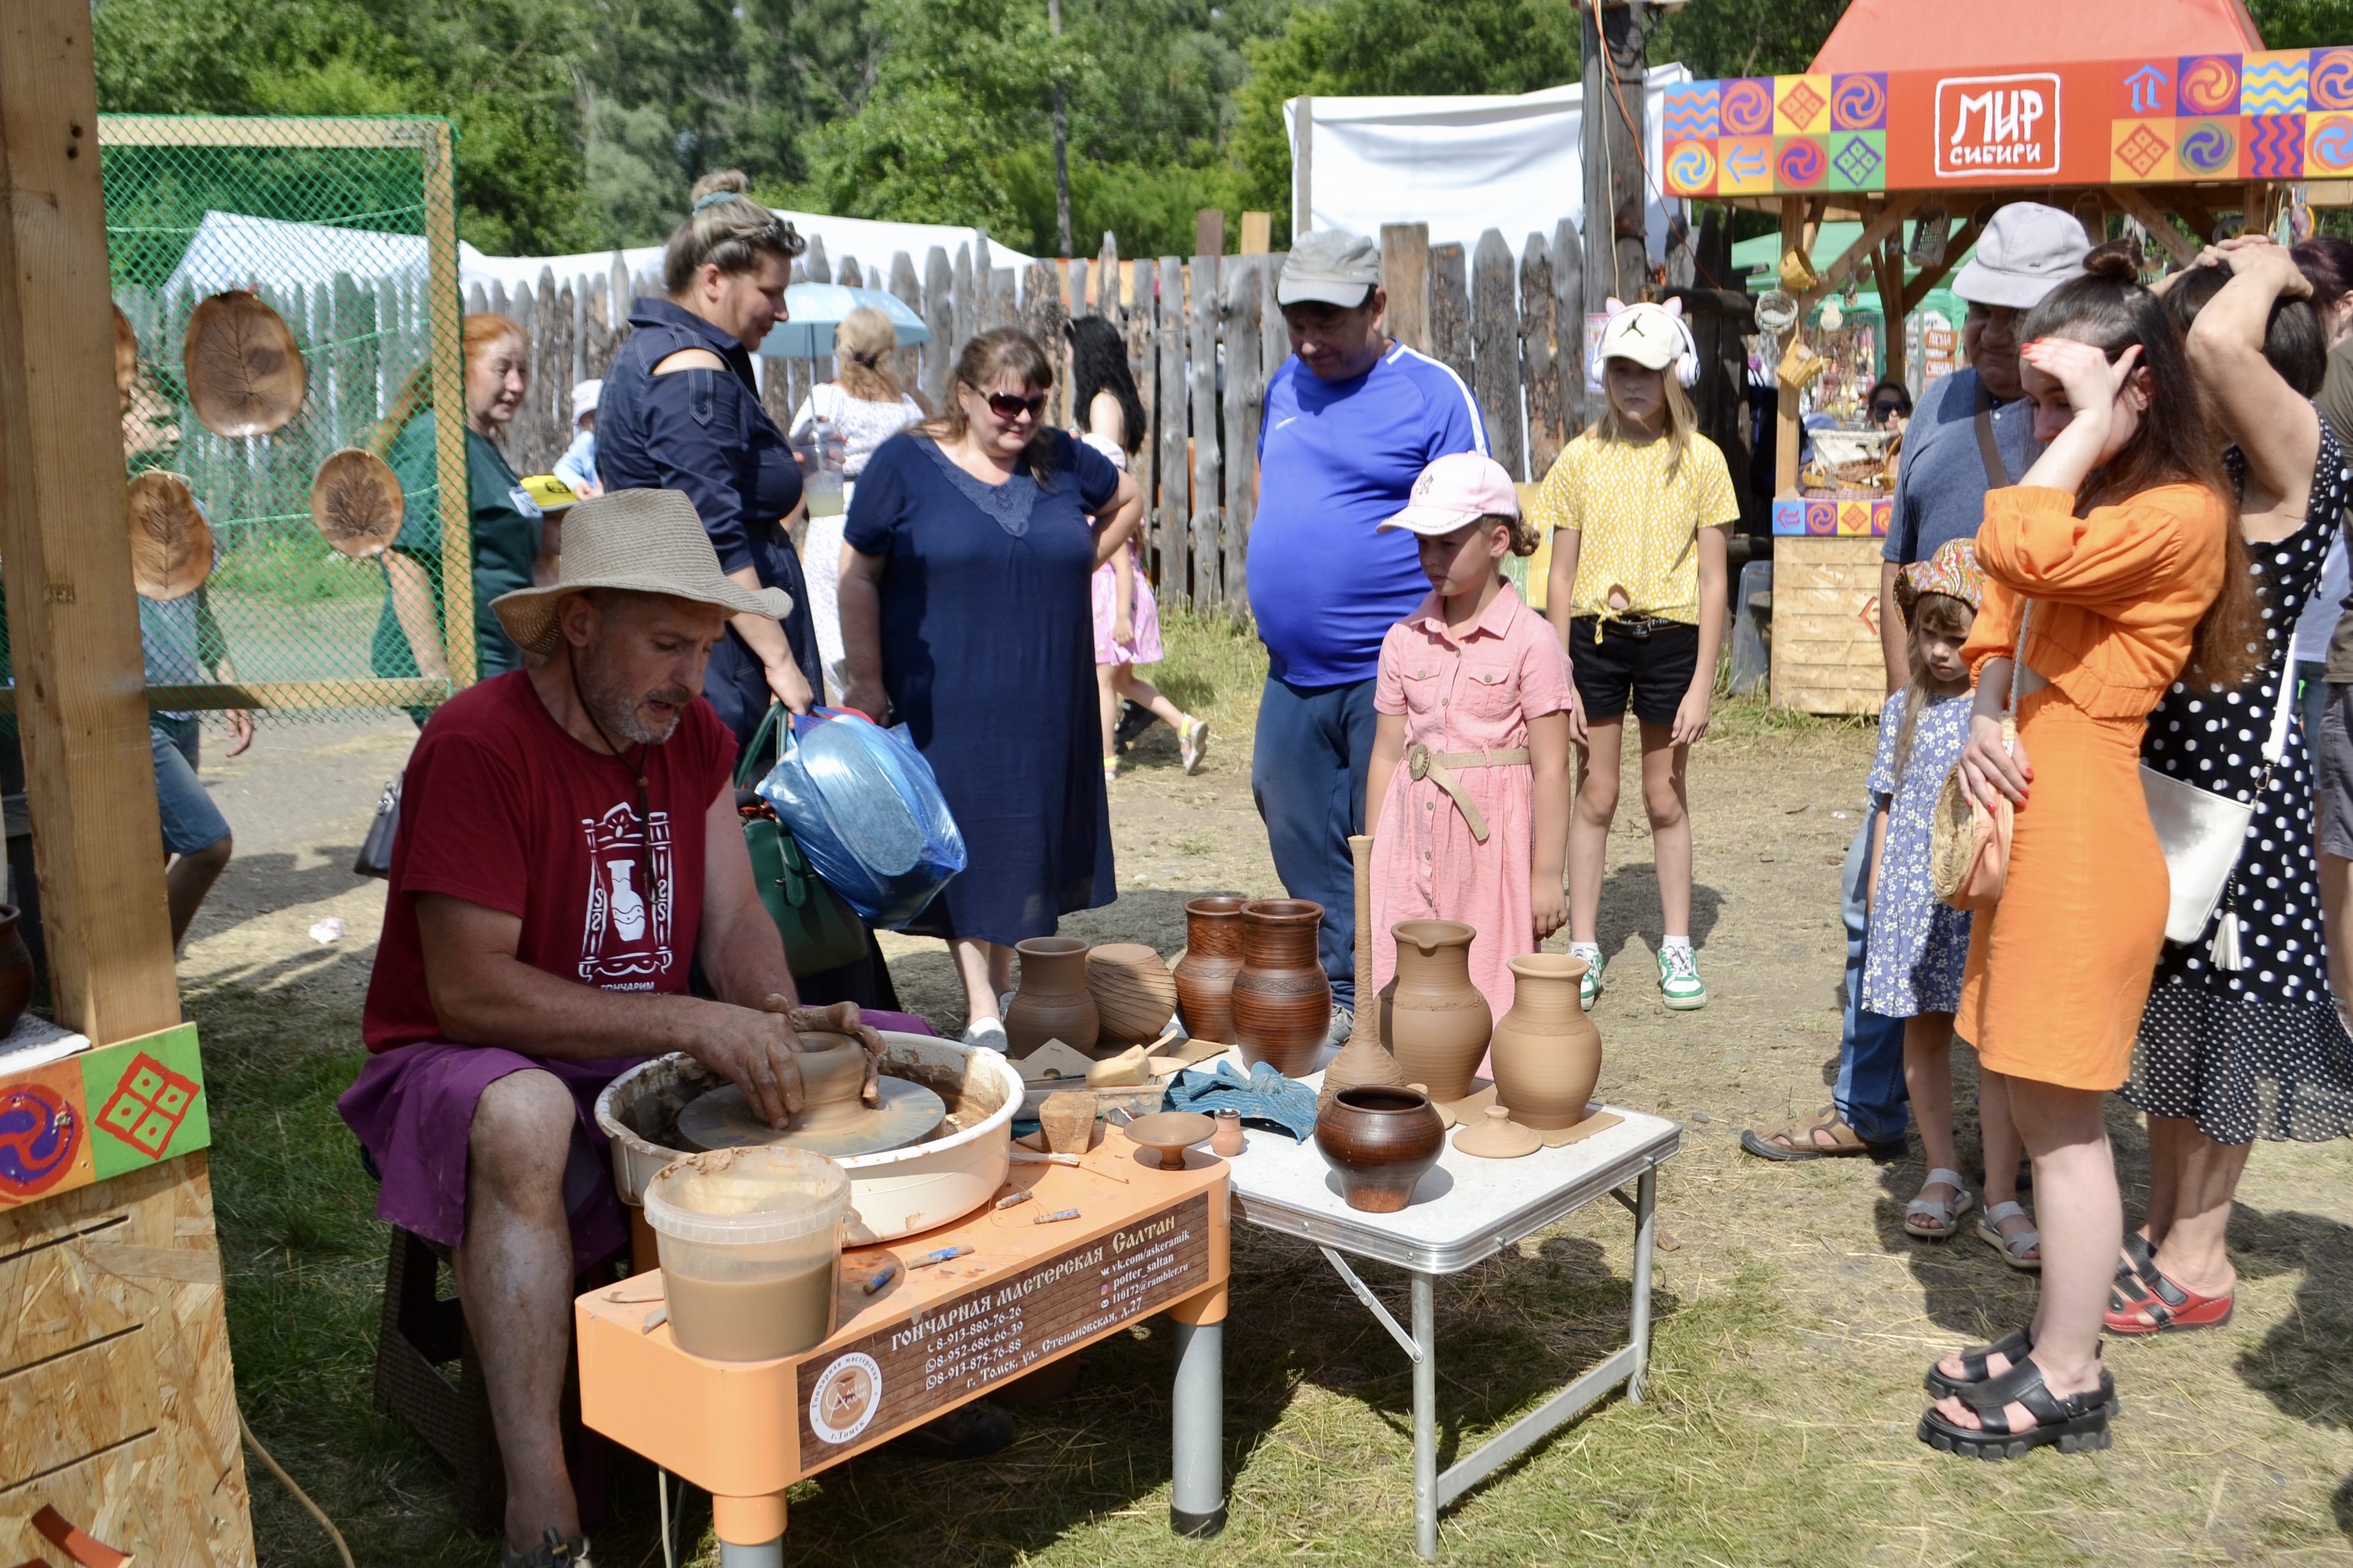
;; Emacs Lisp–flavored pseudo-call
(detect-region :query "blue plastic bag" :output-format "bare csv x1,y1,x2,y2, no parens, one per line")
755,708,965,927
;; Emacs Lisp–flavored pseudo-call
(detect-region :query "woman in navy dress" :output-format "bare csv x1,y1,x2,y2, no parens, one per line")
840,329,1147,1040
597,169,822,744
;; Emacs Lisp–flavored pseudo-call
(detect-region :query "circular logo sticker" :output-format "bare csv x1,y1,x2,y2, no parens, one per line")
808,1352,883,1445
0,1083,78,1198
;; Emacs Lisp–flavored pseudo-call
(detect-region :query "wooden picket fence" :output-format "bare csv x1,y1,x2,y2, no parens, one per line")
470,217,1600,623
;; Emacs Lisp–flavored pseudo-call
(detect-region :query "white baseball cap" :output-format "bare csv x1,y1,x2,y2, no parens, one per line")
571,378,604,423
1277,229,1381,309
1952,204,2090,310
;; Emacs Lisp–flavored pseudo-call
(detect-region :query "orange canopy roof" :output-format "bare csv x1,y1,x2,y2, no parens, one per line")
1810,0,2263,74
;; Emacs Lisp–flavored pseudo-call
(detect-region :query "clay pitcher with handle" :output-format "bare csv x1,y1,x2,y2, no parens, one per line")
1489,954,1601,1130
1230,900,1330,1076
1383,920,1491,1103
1173,896,1246,1042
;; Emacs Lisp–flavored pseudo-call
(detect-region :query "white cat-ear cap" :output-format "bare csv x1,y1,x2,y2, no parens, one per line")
1595,298,1697,383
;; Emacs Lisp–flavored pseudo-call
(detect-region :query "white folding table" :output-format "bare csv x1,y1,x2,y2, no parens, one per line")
1224,1098,1679,1559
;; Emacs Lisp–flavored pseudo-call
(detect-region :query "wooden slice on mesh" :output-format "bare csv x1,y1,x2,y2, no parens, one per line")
309,448,404,558
183,290,305,437
112,303,139,411
125,471,213,602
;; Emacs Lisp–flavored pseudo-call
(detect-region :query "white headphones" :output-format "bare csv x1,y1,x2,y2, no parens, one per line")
1589,297,1702,389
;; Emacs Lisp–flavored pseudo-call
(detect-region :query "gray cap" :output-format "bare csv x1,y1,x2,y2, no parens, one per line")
1952,202,2090,310
1278,229,1381,308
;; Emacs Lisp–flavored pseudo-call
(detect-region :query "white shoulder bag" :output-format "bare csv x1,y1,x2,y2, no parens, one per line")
2138,664,2296,965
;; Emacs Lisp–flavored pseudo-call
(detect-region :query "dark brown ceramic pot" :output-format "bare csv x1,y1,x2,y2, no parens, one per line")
1384,920,1491,1103
1230,899,1330,1076
0,905,31,1041
1314,1084,1445,1212
1173,897,1246,1043
1490,954,1601,1130
1005,937,1099,1056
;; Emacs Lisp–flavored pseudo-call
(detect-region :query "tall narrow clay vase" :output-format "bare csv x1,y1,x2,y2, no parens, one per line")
1005,936,1099,1056
1173,897,1246,1043
1230,899,1330,1077
1321,835,1408,1114
1383,920,1491,1103
1489,954,1602,1130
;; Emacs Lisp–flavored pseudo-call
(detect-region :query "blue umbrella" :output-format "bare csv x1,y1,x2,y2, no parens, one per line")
758,284,931,358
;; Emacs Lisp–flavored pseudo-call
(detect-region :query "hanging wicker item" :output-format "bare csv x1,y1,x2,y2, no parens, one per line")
310,448,405,558
183,290,306,437
125,471,214,602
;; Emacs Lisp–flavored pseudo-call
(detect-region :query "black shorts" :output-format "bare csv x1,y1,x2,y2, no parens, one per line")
1567,616,1699,727
2319,682,2353,860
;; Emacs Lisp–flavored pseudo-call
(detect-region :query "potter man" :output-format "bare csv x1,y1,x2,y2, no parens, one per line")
339,489,897,1568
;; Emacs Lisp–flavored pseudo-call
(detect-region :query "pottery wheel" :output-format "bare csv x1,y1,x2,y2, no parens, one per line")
677,1077,945,1158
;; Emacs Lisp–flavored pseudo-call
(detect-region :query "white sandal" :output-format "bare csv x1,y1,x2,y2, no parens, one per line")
1903,1168,1975,1239
1976,1200,2043,1271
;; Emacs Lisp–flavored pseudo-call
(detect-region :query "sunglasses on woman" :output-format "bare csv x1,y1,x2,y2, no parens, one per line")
985,391,1048,420
1870,400,1910,420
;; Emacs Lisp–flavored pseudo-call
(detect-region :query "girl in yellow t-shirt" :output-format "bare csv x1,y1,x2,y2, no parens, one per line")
1535,299,1738,1012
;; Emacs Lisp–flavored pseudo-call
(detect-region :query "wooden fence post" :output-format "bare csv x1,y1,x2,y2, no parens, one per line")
1429,242,1473,388
1240,211,1272,254
924,246,954,407
1520,231,1564,478
1221,256,1262,621
953,242,975,350
1021,259,1067,423
889,250,923,394
1380,222,1430,353
837,255,861,288
1471,229,1522,478
1126,260,1156,573
1096,232,1122,333
1553,217,1586,434
1262,253,1289,388
990,267,1017,333
1156,256,1189,609
1189,253,1222,611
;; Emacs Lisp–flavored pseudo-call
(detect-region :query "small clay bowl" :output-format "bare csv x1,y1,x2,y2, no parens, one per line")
1123,1110,1216,1169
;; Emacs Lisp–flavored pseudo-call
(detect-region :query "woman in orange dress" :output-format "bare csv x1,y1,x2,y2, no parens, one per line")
1920,247,2259,1458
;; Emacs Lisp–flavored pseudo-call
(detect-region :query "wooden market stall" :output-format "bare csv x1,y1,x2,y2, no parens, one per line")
1660,0,2351,710
0,6,255,1562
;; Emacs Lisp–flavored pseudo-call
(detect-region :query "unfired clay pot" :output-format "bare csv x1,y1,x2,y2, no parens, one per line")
1230,900,1330,1077
1314,1085,1444,1212
792,1031,870,1131
1383,920,1491,1103
1005,936,1099,1056
1085,943,1177,1046
1489,954,1602,1130
1173,897,1246,1042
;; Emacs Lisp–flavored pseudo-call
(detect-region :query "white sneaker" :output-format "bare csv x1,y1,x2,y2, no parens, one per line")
1180,716,1210,774
963,1017,1008,1047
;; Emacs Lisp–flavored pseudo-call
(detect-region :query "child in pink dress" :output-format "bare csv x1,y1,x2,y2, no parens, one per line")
1365,453,1575,1056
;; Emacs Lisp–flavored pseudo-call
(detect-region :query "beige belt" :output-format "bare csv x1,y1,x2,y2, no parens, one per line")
1405,743,1530,843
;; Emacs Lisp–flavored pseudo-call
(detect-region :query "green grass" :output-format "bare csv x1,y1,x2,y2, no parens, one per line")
212,529,386,606
1148,608,1270,740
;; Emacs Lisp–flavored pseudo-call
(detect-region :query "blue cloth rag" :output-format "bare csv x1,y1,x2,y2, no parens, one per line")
1163,1060,1319,1142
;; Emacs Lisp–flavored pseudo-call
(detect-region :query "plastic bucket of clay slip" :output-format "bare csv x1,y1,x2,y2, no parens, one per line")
644,1146,851,1361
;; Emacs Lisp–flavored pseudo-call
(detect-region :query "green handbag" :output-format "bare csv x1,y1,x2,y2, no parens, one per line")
738,703,870,977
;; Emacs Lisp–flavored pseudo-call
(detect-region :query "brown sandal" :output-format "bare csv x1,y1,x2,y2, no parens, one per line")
1740,1107,1905,1162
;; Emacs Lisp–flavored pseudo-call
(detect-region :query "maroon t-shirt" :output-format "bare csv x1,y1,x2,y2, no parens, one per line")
364,671,738,1054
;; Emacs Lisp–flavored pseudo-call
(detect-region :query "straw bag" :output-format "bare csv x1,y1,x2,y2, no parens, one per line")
2139,660,2297,963
1928,610,2024,911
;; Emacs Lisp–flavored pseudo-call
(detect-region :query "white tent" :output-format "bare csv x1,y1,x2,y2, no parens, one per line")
161,210,427,299
1283,68,1691,261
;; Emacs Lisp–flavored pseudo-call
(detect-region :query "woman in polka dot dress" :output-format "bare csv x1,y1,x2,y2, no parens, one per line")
2119,239,2353,1334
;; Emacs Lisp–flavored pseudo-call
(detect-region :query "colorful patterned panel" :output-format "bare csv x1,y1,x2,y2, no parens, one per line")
2248,113,2308,177
1829,132,1887,190
1835,501,1873,537
2243,52,2309,114
1664,140,1719,196
1771,497,1806,537
1663,82,1720,140
1719,77,1775,136
1718,136,1775,195
2116,60,2175,117
2111,118,2177,181
0,1023,206,1210
1804,499,1839,537
1830,72,1889,131
1776,136,1829,188
1775,74,1831,134
2310,47,2353,112
1873,499,1892,537
2175,117,2240,178
2175,54,2241,116
2309,112,2353,175
0,1063,92,1207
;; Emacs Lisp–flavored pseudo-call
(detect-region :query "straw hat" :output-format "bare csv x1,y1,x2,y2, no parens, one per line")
183,290,305,437
310,448,405,558
126,471,214,601
491,488,792,656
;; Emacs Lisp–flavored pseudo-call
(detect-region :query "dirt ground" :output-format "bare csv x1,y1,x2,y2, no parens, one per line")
180,675,2353,1564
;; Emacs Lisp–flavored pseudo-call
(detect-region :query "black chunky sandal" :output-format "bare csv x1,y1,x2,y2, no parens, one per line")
1924,1326,2034,1399
1918,1356,2117,1461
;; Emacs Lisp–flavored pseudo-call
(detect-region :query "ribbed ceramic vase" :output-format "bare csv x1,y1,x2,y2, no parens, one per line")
1085,943,1178,1046
1005,936,1099,1055
1230,899,1330,1076
1173,897,1246,1043
1489,954,1601,1130
1383,920,1492,1103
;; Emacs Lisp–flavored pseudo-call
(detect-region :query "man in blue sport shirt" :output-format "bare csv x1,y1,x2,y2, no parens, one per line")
1248,228,1487,1045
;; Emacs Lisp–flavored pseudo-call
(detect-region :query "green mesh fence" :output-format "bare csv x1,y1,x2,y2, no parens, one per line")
92,115,470,722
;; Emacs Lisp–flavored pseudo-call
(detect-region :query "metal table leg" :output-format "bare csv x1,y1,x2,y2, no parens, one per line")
713,1494,784,1568
1629,1167,1657,1402
1413,1271,1438,1561
1170,1318,1227,1538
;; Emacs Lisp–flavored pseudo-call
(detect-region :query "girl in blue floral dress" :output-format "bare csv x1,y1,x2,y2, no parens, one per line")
1865,540,2037,1264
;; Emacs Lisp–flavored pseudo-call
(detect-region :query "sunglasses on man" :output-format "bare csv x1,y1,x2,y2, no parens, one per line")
985,391,1048,420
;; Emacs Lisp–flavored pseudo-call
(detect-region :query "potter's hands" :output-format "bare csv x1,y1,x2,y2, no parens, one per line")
691,1003,808,1127
1958,711,2032,809
1530,875,1568,942
767,996,885,1106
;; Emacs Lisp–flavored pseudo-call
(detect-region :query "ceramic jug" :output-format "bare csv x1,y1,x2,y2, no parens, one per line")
1489,954,1600,1130
1383,920,1491,1103
1173,896,1246,1042
1230,900,1330,1076
1314,1085,1445,1212
1005,936,1099,1056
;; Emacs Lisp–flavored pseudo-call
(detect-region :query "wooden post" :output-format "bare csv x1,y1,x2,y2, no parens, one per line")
1472,229,1523,478
1430,241,1473,386
1189,253,1223,610
889,250,923,393
1263,253,1290,387
1873,233,1907,389
1553,216,1586,433
1240,212,1272,254
1775,196,1805,499
1221,256,1262,619
1380,222,1430,353
1156,256,1189,608
953,242,976,346
426,120,474,691
1295,96,1315,235
1581,0,1651,313
1195,209,1226,259
923,246,955,407
1096,231,1122,333
1520,231,1564,478
1021,259,1068,424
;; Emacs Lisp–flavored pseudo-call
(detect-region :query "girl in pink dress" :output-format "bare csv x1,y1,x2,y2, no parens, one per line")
1365,453,1576,1054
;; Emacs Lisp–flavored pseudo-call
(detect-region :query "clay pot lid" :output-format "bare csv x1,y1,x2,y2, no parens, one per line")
1453,1106,1540,1160
183,289,306,437
125,471,213,602
310,448,405,558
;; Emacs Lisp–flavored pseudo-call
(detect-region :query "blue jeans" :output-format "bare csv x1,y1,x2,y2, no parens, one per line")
153,715,230,857
1834,814,1910,1146
1251,675,1378,1008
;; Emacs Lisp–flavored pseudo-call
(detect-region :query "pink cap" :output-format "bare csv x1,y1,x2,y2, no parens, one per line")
1379,451,1521,535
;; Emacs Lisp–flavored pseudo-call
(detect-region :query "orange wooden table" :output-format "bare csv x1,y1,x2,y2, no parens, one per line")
577,1126,1232,1566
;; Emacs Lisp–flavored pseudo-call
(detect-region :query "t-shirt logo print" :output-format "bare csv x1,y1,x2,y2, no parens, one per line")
579,801,674,985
